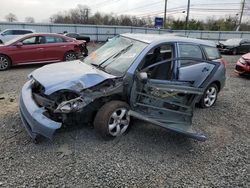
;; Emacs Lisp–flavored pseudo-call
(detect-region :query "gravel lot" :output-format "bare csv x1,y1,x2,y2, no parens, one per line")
0,45,249,187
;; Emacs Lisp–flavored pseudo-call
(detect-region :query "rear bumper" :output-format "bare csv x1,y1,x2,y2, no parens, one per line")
19,80,62,140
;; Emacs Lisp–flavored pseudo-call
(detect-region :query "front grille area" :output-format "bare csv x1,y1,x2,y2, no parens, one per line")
235,65,244,72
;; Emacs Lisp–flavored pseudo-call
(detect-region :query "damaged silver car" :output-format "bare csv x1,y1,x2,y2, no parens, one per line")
19,33,226,142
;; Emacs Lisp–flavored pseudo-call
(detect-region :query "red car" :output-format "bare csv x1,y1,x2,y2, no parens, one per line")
235,53,250,76
0,33,86,71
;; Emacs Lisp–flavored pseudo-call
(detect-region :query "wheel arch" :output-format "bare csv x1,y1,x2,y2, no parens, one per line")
0,53,12,65
211,80,221,92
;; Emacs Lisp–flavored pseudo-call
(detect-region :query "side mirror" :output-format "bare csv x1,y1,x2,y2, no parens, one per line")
15,42,23,47
137,72,148,84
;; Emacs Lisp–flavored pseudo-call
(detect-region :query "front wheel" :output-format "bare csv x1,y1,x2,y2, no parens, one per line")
0,55,11,71
94,101,130,140
64,51,77,61
198,83,218,108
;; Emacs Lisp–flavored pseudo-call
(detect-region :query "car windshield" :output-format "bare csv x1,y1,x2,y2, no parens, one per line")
83,36,147,76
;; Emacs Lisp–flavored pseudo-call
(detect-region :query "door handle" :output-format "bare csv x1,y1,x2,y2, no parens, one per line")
60,46,66,48
202,67,209,72
37,48,44,50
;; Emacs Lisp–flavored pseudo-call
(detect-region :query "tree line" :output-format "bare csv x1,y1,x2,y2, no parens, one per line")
4,4,250,31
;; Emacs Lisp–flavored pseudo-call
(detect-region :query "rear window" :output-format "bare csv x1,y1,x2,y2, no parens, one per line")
203,46,221,60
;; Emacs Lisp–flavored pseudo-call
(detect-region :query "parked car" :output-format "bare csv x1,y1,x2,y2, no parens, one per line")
19,33,226,142
235,53,250,76
0,33,86,70
63,32,90,43
63,32,90,57
217,38,250,55
0,29,35,44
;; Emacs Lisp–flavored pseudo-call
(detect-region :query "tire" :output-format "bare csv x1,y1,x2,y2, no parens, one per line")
0,40,3,44
198,83,218,108
0,54,11,71
64,51,77,61
232,48,237,55
94,100,130,140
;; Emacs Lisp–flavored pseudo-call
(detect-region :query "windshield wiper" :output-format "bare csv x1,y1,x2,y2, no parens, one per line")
97,43,133,68
111,43,133,59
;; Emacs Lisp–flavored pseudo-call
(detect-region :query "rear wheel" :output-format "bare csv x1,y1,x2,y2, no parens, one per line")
64,51,77,61
0,55,11,71
94,101,130,140
198,83,218,108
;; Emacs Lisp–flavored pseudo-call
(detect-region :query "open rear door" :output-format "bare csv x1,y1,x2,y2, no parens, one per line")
129,76,207,141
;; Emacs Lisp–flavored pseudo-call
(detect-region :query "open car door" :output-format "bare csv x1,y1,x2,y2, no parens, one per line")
129,60,209,141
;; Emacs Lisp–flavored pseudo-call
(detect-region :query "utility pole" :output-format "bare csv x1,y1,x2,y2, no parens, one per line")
164,0,168,28
237,0,245,31
185,0,190,30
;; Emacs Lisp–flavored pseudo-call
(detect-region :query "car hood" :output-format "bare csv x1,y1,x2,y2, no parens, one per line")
30,60,116,95
219,41,239,47
242,53,250,60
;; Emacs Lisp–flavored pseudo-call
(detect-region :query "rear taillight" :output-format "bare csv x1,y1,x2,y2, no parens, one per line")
220,57,228,68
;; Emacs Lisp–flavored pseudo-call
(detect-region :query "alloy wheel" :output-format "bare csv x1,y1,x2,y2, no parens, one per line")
0,56,9,70
108,108,130,137
204,86,217,107
65,53,77,61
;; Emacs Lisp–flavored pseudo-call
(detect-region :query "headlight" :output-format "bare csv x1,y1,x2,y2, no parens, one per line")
54,97,85,113
239,57,246,65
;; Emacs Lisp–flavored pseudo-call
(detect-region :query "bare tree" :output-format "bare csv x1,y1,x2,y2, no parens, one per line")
25,16,35,23
5,13,18,22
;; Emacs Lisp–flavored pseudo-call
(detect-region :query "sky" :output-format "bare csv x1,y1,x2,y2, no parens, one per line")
0,0,249,23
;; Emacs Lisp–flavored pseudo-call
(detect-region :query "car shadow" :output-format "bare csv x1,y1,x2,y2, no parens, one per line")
52,119,197,150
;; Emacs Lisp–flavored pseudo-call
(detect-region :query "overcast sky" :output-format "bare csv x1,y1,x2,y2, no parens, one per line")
0,0,249,23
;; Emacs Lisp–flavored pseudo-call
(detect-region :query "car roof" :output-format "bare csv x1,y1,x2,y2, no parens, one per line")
1,28,35,32
120,33,216,47
21,33,69,37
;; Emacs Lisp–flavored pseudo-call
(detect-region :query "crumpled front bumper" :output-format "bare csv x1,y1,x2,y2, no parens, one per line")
19,80,62,140
235,61,250,75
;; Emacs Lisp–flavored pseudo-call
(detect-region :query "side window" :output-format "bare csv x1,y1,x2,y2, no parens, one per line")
45,36,65,43
13,30,32,35
45,36,56,43
22,37,37,45
55,36,65,43
37,36,46,44
20,30,32,34
179,44,203,67
203,46,221,60
141,44,174,80
13,30,22,35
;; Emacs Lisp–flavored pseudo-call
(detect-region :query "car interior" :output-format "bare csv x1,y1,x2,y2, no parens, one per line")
140,44,174,80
